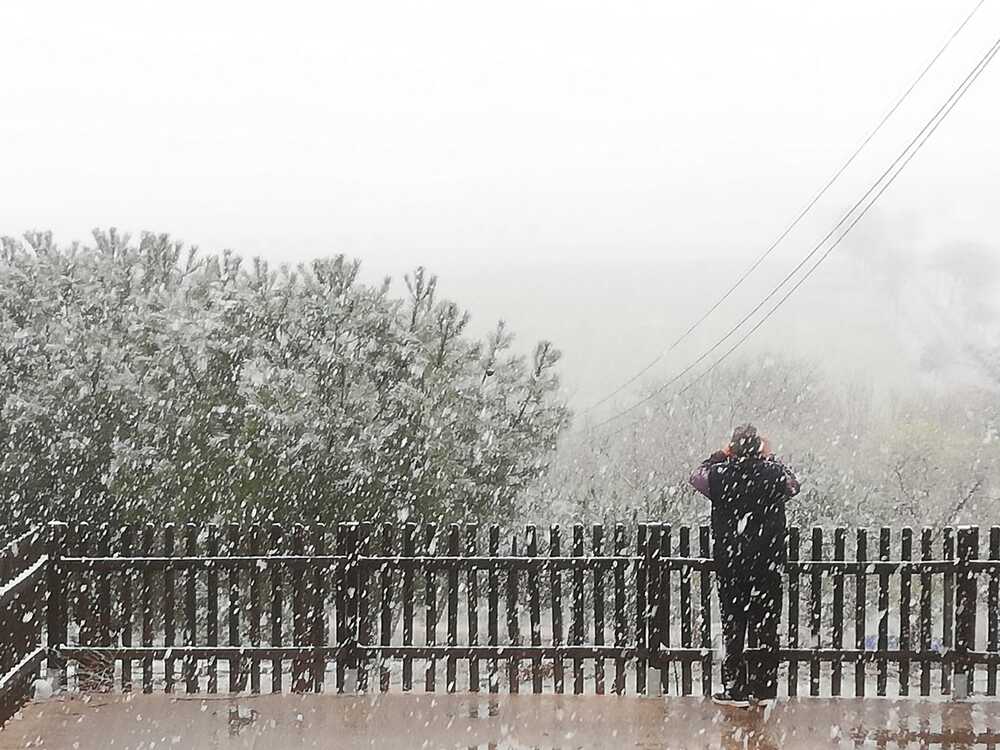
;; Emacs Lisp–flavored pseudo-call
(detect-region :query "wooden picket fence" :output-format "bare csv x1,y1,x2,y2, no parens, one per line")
34,521,997,702
0,528,47,724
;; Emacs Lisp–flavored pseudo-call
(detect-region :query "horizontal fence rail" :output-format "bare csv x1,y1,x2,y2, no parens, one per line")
14,522,1000,701
55,556,977,573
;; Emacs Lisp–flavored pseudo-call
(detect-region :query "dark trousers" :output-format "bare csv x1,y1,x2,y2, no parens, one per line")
717,565,782,698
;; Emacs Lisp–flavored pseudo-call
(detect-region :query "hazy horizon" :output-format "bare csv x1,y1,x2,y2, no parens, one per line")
3,0,999,415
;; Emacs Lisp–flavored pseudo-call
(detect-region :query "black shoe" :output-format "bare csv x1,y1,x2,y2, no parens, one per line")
712,690,751,708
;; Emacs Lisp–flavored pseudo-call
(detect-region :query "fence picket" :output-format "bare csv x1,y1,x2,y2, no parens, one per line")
956,527,978,697
613,524,627,696
810,527,822,697
644,524,659,696
467,525,480,693
357,522,371,692
942,527,955,695
425,523,438,693
184,524,198,694
899,527,912,697
119,526,133,693
592,525,605,695
660,525,672,695
787,527,799,697
163,524,175,694
227,524,241,694
335,524,348,692
488,525,500,694
249,524,262,694
679,526,692,696
73,523,92,688
572,524,584,695
206,524,219,694
380,523,394,694
291,524,307,692
506,533,520,694
636,524,647,695
141,524,153,694
877,527,890,697
989,526,1000,697
920,527,932,697
550,525,564,695
831,528,845,697
269,523,283,694
447,524,460,694
312,523,327,693
402,523,416,692
528,525,542,694
47,522,68,691
97,524,112,682
699,526,712,697
854,529,866,698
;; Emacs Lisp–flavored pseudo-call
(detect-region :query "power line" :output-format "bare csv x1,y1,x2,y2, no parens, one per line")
592,31,1000,434
602,32,1000,430
675,36,1000,400
582,0,988,416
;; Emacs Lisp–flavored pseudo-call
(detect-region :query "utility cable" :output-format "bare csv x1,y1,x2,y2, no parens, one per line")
582,0,988,416
674,35,1000,399
591,32,1000,434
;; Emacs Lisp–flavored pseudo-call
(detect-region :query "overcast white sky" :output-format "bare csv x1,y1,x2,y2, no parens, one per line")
2,1,999,409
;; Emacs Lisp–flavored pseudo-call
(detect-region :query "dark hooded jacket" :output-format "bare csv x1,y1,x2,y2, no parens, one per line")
690,454,800,572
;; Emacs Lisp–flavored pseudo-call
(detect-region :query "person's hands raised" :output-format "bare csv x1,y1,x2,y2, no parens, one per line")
759,436,775,460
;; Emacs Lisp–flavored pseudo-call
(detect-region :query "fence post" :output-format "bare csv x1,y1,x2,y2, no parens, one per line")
954,526,978,699
46,521,67,689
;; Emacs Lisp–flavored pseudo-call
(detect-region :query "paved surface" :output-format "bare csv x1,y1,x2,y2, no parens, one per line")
3,693,1000,749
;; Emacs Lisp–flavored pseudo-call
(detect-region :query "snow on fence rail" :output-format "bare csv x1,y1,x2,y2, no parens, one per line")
2,521,998,711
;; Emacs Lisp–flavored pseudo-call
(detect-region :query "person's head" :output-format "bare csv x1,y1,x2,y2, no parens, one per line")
728,423,764,458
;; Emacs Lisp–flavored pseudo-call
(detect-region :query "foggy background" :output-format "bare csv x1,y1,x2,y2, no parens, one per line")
4,5,1000,724
2,0,999,412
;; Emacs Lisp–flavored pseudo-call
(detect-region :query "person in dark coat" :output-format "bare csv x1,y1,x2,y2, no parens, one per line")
690,424,800,706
